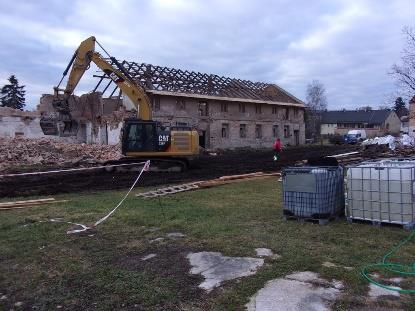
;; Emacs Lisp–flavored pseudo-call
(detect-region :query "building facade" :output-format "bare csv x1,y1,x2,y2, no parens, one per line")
96,62,305,149
146,92,304,149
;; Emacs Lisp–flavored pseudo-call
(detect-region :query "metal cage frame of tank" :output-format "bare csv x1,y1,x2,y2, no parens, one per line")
282,166,344,219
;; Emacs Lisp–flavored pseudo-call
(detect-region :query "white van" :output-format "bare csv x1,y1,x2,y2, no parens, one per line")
344,130,367,144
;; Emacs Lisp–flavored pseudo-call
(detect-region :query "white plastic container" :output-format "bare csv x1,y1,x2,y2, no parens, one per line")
346,159,415,226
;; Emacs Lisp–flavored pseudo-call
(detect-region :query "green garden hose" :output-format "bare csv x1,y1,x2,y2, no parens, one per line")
361,229,415,294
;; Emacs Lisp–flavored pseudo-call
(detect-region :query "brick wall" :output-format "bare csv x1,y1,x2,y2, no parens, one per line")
150,95,305,149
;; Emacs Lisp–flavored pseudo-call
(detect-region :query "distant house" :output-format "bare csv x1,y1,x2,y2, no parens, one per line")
320,110,401,138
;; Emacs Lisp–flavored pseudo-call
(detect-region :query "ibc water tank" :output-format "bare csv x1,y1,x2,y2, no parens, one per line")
346,159,415,226
283,166,344,219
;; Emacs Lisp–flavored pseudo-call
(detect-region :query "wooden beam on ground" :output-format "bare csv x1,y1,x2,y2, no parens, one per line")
199,173,280,188
331,151,360,158
0,198,70,210
218,172,264,181
0,198,55,207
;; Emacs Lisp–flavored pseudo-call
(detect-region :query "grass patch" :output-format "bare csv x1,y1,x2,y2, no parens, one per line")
0,178,414,310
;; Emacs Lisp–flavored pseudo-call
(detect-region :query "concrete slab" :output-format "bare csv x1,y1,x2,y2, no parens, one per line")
332,280,345,290
255,248,274,257
388,277,404,284
285,271,329,285
255,248,281,260
187,252,264,291
246,271,342,311
368,284,401,299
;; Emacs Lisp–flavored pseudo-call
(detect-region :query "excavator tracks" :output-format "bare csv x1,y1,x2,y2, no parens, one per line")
103,158,189,173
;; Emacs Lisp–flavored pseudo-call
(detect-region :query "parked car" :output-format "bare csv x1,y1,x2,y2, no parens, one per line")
328,134,345,145
344,130,367,144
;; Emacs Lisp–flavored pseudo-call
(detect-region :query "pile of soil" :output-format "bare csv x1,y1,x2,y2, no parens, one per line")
0,145,355,197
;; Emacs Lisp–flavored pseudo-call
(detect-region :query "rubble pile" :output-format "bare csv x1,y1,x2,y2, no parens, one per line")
363,134,415,152
38,93,134,134
0,137,121,171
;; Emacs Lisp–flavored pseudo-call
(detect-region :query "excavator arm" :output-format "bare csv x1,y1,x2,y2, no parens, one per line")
40,36,151,135
40,36,199,172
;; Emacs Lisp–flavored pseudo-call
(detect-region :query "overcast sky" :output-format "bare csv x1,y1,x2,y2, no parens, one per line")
0,0,414,110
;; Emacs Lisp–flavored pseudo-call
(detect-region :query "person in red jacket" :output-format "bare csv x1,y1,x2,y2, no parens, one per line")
273,138,282,161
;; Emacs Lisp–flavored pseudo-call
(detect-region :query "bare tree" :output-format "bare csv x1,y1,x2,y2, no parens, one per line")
305,80,328,111
391,27,415,95
305,80,327,139
357,106,373,111
378,104,391,110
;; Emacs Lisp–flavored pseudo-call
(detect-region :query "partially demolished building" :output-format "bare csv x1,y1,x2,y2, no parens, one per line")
0,107,44,139
1,62,305,149
92,61,306,149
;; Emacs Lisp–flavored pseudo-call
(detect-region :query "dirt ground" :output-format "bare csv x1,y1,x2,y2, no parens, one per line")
0,145,356,197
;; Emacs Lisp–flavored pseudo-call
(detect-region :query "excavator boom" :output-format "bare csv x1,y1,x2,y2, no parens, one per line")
40,36,151,136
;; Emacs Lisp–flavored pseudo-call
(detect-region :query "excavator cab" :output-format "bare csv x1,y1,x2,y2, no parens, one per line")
121,119,170,154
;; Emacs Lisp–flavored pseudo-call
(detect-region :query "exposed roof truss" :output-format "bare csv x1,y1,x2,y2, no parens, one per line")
93,59,302,105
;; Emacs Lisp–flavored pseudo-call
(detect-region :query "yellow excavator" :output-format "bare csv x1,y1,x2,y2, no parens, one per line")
40,36,199,171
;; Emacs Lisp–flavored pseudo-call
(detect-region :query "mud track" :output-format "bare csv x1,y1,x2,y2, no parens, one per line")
0,145,355,198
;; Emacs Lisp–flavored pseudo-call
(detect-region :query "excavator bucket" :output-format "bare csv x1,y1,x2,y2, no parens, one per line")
61,118,79,136
40,113,78,136
40,98,78,136
40,115,59,135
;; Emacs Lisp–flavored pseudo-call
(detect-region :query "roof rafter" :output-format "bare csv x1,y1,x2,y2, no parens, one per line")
93,59,302,105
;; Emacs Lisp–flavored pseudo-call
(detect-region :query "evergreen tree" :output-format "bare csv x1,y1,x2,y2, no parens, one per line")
0,75,26,110
393,97,408,118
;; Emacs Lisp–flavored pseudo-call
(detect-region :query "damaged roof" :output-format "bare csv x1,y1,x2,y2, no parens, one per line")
94,60,304,106
321,110,394,124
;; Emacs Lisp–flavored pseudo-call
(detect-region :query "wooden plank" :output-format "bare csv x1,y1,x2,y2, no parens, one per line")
331,151,360,158
0,200,66,209
199,174,279,188
218,172,264,181
0,200,69,210
0,198,55,207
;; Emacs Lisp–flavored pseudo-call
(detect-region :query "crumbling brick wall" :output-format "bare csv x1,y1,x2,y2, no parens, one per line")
0,107,45,139
37,93,132,144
